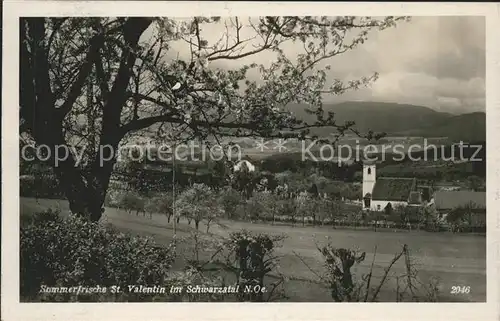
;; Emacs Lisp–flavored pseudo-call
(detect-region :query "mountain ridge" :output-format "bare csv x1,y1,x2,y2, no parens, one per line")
286,101,485,141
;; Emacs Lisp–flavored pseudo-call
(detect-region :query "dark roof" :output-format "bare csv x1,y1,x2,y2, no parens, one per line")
371,177,416,201
241,155,254,161
434,191,486,210
408,191,422,204
362,159,377,165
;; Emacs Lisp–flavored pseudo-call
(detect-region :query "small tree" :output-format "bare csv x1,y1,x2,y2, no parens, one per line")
319,245,366,302
224,231,286,302
327,199,343,227
276,198,298,226
466,175,484,192
119,191,145,216
394,204,408,228
175,183,222,232
446,201,477,232
306,243,440,302
415,205,433,230
244,192,273,222
144,193,174,221
296,191,312,226
218,187,243,219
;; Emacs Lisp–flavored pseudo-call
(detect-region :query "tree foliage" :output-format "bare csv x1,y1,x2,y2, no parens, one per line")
175,183,222,231
20,16,409,221
21,210,175,301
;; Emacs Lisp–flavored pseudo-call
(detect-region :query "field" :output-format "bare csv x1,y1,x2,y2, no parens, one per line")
21,197,486,302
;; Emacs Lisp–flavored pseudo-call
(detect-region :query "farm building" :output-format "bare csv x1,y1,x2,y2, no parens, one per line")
362,161,424,211
430,191,486,226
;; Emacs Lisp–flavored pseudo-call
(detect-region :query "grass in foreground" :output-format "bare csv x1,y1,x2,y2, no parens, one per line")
20,197,486,302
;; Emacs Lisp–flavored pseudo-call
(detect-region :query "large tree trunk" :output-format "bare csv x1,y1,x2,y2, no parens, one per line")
20,18,153,223
53,146,117,222
55,166,103,221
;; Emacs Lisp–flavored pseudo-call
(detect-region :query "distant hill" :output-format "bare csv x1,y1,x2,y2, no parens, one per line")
286,101,452,136
397,112,486,142
286,101,485,142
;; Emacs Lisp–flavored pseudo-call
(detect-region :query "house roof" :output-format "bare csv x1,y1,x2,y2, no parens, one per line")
408,191,422,204
434,191,486,210
371,177,416,201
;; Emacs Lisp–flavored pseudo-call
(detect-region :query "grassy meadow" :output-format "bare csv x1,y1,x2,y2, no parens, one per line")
21,197,486,302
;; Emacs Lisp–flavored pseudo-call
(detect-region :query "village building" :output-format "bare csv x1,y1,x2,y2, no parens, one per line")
233,156,256,172
362,161,424,211
430,190,486,227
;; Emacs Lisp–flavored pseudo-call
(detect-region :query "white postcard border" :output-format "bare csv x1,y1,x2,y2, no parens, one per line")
2,1,499,320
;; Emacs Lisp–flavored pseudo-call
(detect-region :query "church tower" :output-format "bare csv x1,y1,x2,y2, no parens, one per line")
362,161,376,208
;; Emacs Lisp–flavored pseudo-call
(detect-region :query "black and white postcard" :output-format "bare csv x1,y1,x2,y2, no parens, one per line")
2,1,500,321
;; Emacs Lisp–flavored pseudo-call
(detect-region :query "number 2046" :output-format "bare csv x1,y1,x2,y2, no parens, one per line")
450,286,471,294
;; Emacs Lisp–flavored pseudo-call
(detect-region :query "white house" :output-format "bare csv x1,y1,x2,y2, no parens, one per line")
362,161,422,211
233,159,256,172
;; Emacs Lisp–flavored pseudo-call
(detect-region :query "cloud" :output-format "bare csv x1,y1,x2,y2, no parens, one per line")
359,16,485,80
322,16,485,113
366,72,485,113
156,16,485,114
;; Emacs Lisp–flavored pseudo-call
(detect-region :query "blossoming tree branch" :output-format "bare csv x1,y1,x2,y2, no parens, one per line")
20,16,409,221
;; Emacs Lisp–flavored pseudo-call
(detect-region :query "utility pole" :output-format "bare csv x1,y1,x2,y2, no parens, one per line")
170,82,182,238
172,142,176,236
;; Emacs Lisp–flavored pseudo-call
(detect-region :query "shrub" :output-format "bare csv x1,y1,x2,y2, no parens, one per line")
316,243,440,302
118,191,145,215
175,183,222,231
103,187,123,208
145,194,174,221
244,192,273,222
274,198,298,224
164,230,288,302
20,174,65,199
218,187,243,219
20,210,175,302
222,230,286,302
319,245,366,301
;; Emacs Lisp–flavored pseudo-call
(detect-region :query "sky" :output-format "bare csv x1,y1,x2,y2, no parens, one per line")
159,16,485,115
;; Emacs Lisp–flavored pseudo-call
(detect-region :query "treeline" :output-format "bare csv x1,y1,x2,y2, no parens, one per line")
20,158,362,202
260,141,486,180
106,182,484,233
375,162,485,183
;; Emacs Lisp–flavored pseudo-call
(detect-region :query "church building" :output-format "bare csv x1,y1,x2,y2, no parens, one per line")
362,161,423,211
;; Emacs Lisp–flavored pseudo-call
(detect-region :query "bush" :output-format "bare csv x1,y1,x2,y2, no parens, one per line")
145,194,173,213
221,230,286,302
20,210,175,302
317,243,440,302
20,174,65,199
218,187,243,219
144,194,174,221
118,191,145,215
103,187,123,208
175,183,222,231
244,192,274,221
275,198,298,224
